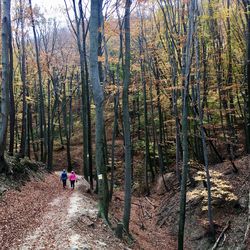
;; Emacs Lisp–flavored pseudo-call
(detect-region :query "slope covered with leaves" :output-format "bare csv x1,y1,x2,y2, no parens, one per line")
0,172,128,250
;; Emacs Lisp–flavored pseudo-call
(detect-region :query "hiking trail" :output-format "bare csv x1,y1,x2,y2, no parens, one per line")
0,172,127,250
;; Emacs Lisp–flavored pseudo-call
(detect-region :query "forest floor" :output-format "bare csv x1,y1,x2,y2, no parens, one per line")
52,139,250,250
0,153,249,249
156,155,250,250
0,172,128,250
3,127,247,250
52,139,178,249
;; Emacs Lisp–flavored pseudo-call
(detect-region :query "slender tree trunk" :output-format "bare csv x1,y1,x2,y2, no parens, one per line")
153,59,166,175
47,80,52,171
69,72,73,139
48,73,60,171
29,104,38,161
136,88,141,140
178,1,196,249
89,0,109,221
0,0,11,170
139,35,151,193
58,108,64,148
78,0,93,188
110,4,123,200
26,90,31,159
194,12,215,240
226,0,237,163
243,0,250,153
110,72,119,201
62,81,72,172
19,0,27,158
74,0,89,181
29,0,46,162
122,0,132,233
8,12,14,156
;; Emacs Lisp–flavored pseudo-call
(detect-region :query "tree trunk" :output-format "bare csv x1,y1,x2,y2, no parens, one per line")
122,0,132,233
243,0,250,153
89,0,109,221
62,81,72,172
8,11,14,156
110,72,119,201
29,0,46,162
73,0,89,181
0,0,11,170
139,34,151,194
19,0,27,159
178,1,196,249
47,80,52,171
194,11,215,240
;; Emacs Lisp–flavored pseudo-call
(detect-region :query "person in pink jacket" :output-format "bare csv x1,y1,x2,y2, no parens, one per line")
69,171,77,189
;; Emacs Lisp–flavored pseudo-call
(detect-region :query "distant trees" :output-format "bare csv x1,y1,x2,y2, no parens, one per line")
0,0,249,245
64,0,93,187
18,0,27,158
28,0,46,163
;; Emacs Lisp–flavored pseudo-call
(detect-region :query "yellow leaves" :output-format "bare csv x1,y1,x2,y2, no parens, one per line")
98,56,105,63
15,81,23,87
104,20,118,37
131,63,141,72
188,170,238,211
108,57,119,64
165,85,184,91
104,84,118,95
26,96,34,104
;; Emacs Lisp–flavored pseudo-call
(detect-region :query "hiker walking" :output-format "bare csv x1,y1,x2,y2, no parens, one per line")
60,169,68,188
69,171,77,190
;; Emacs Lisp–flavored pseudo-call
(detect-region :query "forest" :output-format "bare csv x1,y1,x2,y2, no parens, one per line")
0,0,249,249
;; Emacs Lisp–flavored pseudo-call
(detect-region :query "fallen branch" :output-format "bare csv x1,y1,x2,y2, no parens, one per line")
144,209,152,219
243,191,250,244
145,197,157,209
138,200,145,230
221,234,227,246
114,196,140,206
211,221,230,250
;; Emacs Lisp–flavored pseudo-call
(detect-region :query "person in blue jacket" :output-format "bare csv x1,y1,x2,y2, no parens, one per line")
60,169,68,188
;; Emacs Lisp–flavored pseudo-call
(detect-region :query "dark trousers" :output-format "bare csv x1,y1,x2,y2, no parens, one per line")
62,179,67,188
70,180,75,189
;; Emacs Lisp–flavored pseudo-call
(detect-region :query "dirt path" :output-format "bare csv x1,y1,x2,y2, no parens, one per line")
0,173,126,250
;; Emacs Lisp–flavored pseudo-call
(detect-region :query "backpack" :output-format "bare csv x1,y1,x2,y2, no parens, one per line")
61,172,67,180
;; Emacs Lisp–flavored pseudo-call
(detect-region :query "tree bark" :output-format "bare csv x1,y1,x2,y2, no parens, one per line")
19,0,27,159
243,0,250,153
29,0,47,162
89,0,109,221
0,0,11,170
122,0,132,233
178,1,196,249
8,9,14,156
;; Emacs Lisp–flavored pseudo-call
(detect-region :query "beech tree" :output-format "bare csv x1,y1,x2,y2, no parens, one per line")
0,0,11,170
122,0,132,233
178,0,196,248
243,0,250,153
18,0,27,158
0,0,249,246
89,0,109,220
29,0,47,163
